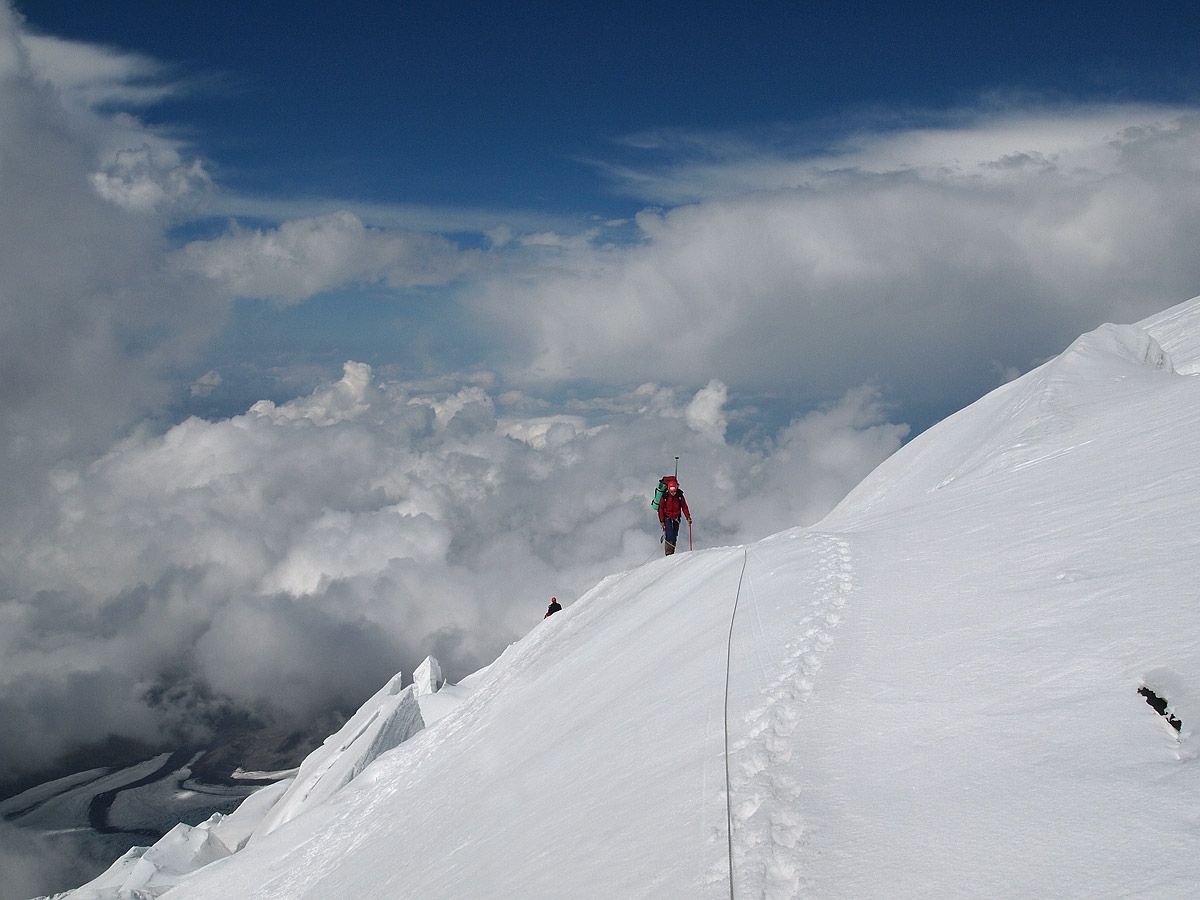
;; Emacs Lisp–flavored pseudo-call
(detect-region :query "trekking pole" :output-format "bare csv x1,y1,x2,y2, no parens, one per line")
688,518,693,551
674,456,679,479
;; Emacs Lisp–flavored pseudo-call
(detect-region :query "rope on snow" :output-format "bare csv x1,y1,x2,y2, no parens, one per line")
722,547,750,900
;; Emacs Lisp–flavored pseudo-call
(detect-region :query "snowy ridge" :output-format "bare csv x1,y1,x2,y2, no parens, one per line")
66,823,232,900
825,320,1182,524
43,294,1200,899
45,658,452,900
251,671,425,840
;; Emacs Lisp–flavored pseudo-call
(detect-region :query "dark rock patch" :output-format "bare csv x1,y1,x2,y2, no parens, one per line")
1139,686,1182,732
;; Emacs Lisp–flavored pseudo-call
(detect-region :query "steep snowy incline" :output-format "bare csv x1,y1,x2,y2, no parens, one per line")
156,532,861,900
794,305,1200,897
146,295,1200,900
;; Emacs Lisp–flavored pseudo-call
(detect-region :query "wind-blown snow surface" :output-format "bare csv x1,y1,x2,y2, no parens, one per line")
67,297,1200,898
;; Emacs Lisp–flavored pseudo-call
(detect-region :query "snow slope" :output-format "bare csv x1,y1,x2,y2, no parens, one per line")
53,296,1200,899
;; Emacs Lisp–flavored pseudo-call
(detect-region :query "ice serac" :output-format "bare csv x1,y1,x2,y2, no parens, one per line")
44,658,449,900
251,667,428,840
64,823,232,900
411,654,443,695
206,777,294,853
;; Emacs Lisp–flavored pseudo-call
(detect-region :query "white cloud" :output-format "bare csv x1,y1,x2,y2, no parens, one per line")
497,414,593,450
12,24,215,219
249,360,377,424
598,105,1194,203
20,32,185,110
190,369,223,398
0,8,229,527
176,212,471,305
91,144,212,213
0,364,904,778
685,378,728,441
473,107,1200,423
205,193,589,243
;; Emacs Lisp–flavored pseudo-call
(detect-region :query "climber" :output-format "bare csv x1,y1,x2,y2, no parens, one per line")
657,477,691,556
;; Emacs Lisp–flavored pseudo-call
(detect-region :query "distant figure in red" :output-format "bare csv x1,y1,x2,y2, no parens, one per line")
657,477,692,555
545,597,562,618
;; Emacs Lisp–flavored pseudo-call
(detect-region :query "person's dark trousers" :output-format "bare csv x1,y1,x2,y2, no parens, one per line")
663,517,680,555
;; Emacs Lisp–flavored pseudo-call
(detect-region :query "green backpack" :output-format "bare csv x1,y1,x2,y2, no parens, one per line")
651,476,677,510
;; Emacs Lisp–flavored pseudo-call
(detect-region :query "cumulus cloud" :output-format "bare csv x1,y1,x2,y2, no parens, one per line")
0,7,227,526
686,379,729,441
0,17,485,782
0,363,905,779
175,212,472,306
0,8,246,794
91,144,212,214
0,5,467,551
477,107,1200,425
17,19,216,220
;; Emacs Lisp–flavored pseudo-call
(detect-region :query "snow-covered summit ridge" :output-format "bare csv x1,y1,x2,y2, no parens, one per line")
824,302,1200,525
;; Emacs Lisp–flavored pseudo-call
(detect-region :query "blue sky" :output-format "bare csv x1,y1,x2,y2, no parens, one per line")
17,0,1200,217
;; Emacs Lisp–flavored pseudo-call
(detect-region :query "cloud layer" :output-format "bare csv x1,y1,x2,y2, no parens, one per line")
170,104,1200,428
2,362,905,779
0,5,218,516
176,212,471,306
472,107,1200,419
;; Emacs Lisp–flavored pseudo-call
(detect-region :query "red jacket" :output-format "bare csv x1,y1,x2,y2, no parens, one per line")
658,488,691,524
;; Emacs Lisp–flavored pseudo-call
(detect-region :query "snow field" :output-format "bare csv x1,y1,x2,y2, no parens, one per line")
43,296,1200,900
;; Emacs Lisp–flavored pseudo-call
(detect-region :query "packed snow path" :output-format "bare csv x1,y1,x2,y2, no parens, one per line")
716,532,855,899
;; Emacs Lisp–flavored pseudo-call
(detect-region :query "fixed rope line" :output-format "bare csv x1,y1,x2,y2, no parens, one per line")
723,547,750,900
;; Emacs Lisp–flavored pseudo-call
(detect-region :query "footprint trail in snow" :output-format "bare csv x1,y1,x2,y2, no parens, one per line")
714,531,855,900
